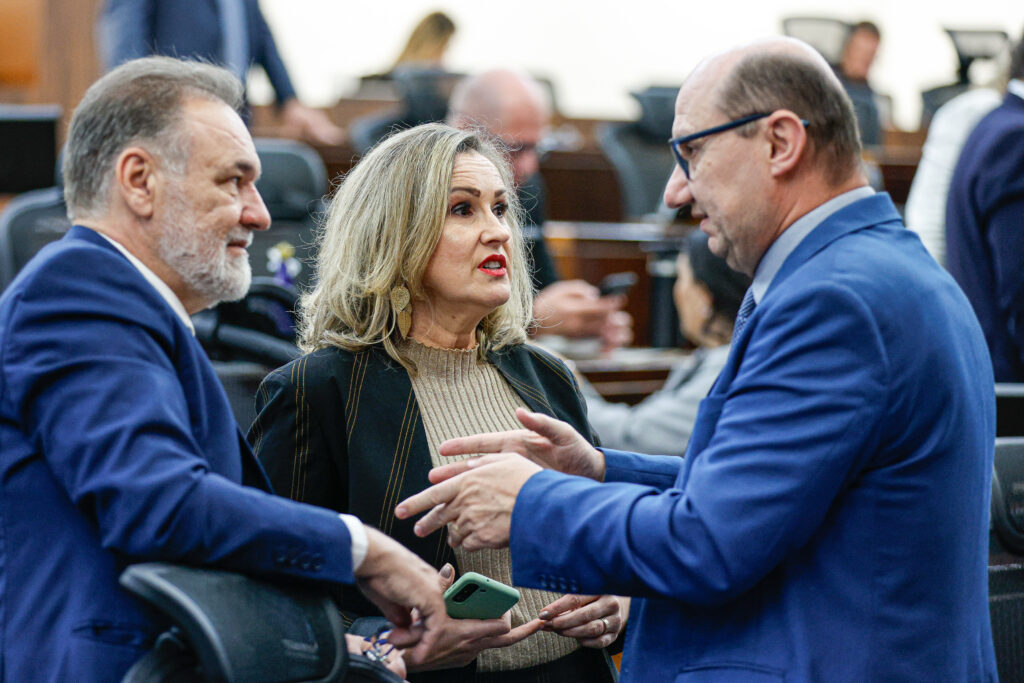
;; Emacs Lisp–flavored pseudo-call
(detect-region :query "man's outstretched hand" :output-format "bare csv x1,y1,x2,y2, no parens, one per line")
394,408,606,550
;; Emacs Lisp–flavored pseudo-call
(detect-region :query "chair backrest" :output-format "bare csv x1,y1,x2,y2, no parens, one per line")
996,384,1024,438
597,122,674,220
0,186,70,290
209,361,272,429
254,138,328,222
944,29,1010,84
120,563,349,683
990,438,1024,681
781,17,852,68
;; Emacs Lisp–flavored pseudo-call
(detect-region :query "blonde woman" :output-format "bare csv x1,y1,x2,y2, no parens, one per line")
249,123,622,682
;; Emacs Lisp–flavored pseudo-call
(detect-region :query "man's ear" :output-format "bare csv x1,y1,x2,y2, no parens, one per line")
765,111,808,178
114,146,159,219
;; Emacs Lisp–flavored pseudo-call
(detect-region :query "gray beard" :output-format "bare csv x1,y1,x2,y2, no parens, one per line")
157,187,251,308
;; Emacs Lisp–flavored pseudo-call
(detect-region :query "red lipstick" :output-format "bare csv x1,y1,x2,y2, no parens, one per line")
478,254,507,277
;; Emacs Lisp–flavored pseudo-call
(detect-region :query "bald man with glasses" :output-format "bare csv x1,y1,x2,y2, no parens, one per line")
398,38,997,681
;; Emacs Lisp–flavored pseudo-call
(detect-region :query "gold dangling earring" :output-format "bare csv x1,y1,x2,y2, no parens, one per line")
390,285,412,338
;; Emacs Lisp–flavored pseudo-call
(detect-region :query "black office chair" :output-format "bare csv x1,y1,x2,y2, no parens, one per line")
250,138,328,292
989,437,1024,681
120,563,403,683
349,68,463,154
920,29,1009,127
597,86,678,220
0,186,70,290
781,17,852,68
996,384,1024,438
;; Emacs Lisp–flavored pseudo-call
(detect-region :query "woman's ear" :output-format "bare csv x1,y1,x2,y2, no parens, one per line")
765,110,808,178
114,146,159,219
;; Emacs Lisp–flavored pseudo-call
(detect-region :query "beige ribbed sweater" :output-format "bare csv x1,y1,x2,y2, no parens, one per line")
403,340,578,672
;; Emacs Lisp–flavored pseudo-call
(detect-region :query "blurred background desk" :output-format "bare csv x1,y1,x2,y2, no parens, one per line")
573,347,689,405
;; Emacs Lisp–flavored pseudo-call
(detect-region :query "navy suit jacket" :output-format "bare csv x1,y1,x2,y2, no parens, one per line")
947,91,1024,381
99,0,297,104
509,194,997,681
0,227,355,681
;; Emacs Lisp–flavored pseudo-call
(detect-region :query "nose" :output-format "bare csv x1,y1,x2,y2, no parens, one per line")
482,210,512,246
664,166,694,210
242,184,271,232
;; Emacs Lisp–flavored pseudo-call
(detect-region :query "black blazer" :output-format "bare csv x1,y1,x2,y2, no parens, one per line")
249,342,595,620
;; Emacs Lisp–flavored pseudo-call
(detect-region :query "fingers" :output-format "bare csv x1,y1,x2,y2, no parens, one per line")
476,618,545,649
538,593,593,620
438,430,534,458
437,563,455,591
541,594,623,648
412,500,457,539
395,477,461,521
428,454,507,484
514,408,576,446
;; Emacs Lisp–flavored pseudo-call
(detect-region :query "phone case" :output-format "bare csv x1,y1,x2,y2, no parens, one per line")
443,571,520,619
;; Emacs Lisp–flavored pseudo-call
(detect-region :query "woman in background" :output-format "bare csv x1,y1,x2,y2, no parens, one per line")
391,11,456,71
583,229,749,455
250,123,621,682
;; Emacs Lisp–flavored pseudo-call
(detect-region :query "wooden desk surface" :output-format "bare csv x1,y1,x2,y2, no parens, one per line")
574,347,688,405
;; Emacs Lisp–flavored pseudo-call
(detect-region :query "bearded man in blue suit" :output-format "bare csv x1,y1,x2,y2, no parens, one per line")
0,57,444,681
399,38,997,681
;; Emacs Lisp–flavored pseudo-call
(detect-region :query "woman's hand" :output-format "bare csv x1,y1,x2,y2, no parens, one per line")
538,594,628,649
403,563,543,671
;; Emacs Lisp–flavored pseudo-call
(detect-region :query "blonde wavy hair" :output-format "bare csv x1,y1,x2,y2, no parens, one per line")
298,123,533,371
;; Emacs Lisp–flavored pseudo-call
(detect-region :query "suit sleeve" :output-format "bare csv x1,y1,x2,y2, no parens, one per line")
97,0,155,70
510,282,887,605
248,0,297,104
2,256,355,585
983,165,1024,373
249,360,348,514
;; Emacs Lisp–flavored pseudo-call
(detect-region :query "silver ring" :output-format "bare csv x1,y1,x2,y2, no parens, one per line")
600,617,610,635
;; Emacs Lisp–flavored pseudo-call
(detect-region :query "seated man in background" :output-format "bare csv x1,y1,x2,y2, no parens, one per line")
0,56,444,681
448,69,632,351
836,20,883,147
582,230,748,455
400,38,996,680
98,0,344,145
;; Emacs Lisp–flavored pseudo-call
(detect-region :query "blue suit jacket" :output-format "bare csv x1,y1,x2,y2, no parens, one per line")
946,91,1024,381
510,194,997,681
0,227,354,681
99,0,297,104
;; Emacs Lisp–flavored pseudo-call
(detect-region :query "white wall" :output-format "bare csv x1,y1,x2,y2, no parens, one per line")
254,0,1024,131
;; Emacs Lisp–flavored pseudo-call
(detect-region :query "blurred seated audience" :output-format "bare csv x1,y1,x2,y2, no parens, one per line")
250,123,624,681
582,230,748,455
448,69,632,351
836,21,883,146
97,0,344,145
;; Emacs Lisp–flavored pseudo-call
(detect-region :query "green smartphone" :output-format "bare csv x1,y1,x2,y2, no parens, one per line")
443,571,520,620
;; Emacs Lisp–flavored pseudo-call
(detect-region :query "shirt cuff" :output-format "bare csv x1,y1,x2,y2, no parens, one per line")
339,514,368,571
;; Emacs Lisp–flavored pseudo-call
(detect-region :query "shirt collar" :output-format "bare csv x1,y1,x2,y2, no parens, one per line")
750,185,875,303
1007,79,1024,101
97,233,195,335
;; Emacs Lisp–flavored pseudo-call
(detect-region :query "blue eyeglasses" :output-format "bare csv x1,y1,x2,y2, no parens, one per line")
669,112,809,179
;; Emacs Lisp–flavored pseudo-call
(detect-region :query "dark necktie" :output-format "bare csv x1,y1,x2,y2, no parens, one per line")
733,288,756,339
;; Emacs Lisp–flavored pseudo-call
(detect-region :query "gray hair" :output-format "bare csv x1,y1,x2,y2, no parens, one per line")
299,123,533,370
64,56,244,219
716,52,862,186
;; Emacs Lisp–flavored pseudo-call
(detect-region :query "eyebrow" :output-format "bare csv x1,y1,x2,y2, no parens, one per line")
450,187,506,197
